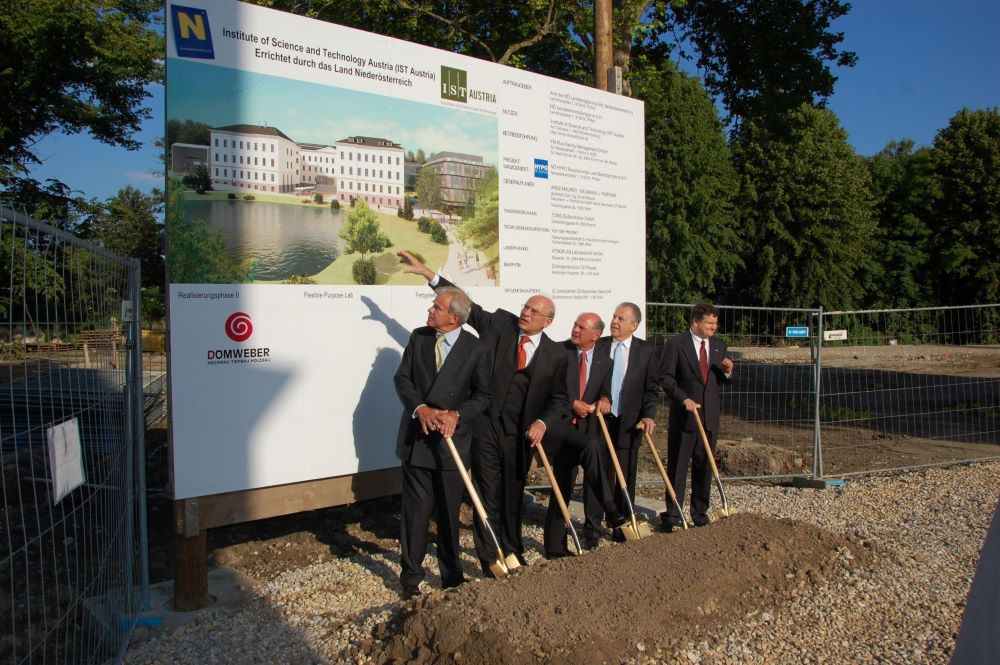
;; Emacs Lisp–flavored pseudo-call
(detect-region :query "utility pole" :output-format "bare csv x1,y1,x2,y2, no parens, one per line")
594,0,612,91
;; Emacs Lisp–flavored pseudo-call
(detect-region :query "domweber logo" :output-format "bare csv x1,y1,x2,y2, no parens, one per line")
225,312,253,342
207,312,271,366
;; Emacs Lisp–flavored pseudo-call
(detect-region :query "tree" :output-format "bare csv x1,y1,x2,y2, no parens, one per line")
666,0,856,128
339,199,391,259
732,104,877,309
84,186,165,290
632,54,742,305
165,119,212,149
457,171,500,276
0,2,163,205
194,165,213,194
864,140,937,307
415,166,443,212
928,108,1000,304
167,180,256,284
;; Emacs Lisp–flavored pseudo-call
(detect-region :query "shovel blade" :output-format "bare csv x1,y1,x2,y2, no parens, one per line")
489,560,509,578
619,523,643,541
504,553,522,571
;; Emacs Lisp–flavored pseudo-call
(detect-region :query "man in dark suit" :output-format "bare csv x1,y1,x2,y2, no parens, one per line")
591,303,660,536
657,302,734,529
394,286,491,598
543,312,622,557
397,251,624,572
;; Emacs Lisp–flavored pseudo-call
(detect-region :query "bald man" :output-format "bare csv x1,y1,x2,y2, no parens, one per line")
399,251,582,574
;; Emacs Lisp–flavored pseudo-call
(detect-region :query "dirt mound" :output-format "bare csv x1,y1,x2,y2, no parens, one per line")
373,514,875,664
718,439,806,476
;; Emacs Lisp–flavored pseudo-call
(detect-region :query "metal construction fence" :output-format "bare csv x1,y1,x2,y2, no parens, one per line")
1,205,157,664
646,302,1000,480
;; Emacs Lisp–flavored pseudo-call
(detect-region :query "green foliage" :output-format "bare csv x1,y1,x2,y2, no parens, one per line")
313,193,324,204
417,216,433,233
83,186,165,289
167,180,257,284
457,170,500,274
339,199,391,259
415,166,443,212
927,108,1000,304
665,0,856,129
403,197,415,220
141,286,166,321
732,104,877,310
352,257,377,285
429,222,448,244
631,56,742,304
227,193,237,200
863,140,937,307
330,199,340,210
283,274,317,284
0,1,163,201
193,164,212,194
242,194,255,201
165,119,212,149
0,223,67,321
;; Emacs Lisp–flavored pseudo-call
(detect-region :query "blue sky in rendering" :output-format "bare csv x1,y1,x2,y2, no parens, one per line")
166,59,498,163
26,1,1000,203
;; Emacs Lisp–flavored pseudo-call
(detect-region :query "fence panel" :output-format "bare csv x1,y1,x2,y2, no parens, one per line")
819,305,1000,476
1,205,149,664
647,303,822,480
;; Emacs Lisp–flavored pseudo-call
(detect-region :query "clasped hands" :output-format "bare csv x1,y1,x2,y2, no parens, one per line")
415,405,459,438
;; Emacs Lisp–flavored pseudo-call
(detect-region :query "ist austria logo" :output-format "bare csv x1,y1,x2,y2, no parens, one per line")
534,158,549,179
207,312,271,366
440,66,496,104
171,4,215,59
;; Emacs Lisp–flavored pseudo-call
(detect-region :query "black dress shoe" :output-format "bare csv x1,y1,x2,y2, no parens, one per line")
401,586,421,600
607,512,629,530
659,520,675,533
581,532,600,550
442,578,465,590
545,550,572,559
692,518,710,527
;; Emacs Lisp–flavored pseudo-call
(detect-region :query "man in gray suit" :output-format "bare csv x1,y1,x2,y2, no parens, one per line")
394,286,491,598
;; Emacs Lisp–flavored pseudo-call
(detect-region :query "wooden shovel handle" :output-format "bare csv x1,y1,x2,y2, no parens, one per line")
535,443,574,528
444,436,491,528
596,411,630,496
637,425,678,503
692,408,722,480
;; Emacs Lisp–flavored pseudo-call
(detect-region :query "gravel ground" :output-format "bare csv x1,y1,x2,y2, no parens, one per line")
126,462,999,664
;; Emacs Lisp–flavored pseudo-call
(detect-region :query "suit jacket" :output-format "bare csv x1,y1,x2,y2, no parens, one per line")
394,327,492,470
561,340,613,438
436,276,569,433
596,335,660,444
657,331,732,434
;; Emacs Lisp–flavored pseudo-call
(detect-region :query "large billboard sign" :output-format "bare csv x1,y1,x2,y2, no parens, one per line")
166,0,645,499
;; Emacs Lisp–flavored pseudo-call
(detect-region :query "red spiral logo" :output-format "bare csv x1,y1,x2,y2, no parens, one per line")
225,312,253,342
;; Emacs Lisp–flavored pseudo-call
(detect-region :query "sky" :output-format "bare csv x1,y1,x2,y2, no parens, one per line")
167,59,498,162
25,1,1000,203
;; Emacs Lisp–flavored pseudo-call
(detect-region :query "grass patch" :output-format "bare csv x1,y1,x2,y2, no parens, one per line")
307,213,448,285
180,190,314,206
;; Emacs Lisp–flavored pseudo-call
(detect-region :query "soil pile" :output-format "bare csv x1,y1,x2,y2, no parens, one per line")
373,514,876,664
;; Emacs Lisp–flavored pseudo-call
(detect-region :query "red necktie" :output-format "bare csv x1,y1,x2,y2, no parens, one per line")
699,340,709,383
517,335,531,370
578,351,587,399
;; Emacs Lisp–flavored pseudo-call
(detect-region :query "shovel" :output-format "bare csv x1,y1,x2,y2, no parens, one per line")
595,411,653,540
692,408,730,519
443,436,519,577
635,422,689,530
534,441,584,555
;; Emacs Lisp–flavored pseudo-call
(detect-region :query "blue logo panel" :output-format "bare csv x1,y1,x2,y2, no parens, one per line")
171,5,215,59
533,158,549,179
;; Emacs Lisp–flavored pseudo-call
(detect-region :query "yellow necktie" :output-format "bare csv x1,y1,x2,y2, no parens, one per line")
435,333,446,371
